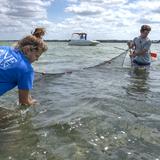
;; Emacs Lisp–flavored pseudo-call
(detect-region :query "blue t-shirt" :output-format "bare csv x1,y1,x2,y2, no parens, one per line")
0,46,34,96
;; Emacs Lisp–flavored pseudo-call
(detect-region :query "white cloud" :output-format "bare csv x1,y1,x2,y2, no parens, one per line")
65,3,105,15
0,0,160,40
67,0,78,3
61,0,160,40
0,0,54,39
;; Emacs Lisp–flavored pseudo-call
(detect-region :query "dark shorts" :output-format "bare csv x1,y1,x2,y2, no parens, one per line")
132,59,150,66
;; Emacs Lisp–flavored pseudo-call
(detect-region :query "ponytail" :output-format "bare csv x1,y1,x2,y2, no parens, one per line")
32,27,46,39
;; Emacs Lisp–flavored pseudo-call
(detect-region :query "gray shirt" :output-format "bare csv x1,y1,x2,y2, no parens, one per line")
133,36,151,64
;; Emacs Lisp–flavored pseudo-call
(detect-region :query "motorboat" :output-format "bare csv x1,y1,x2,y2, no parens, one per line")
68,33,100,46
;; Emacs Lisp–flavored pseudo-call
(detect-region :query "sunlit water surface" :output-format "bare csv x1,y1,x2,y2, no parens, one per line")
0,42,160,160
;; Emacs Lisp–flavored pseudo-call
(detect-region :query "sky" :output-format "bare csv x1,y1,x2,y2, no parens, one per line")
0,0,160,40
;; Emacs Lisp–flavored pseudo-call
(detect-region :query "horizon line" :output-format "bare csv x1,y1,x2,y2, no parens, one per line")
0,39,160,42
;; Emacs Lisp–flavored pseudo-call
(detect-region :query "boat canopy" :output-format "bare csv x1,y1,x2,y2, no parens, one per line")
71,32,87,40
72,32,87,35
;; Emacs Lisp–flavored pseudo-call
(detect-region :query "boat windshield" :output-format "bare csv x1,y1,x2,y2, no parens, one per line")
71,33,87,40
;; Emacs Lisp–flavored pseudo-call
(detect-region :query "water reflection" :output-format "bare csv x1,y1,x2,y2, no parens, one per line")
0,107,47,160
126,68,150,100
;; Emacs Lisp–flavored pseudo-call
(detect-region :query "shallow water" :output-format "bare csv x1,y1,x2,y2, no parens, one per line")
0,42,160,160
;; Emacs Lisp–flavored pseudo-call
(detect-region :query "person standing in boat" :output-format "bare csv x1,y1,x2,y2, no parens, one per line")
0,29,48,106
127,25,152,66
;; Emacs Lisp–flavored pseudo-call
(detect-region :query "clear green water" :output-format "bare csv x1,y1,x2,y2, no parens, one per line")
0,42,160,160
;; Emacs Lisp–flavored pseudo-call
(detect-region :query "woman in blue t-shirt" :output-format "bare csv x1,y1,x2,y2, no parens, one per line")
0,28,48,105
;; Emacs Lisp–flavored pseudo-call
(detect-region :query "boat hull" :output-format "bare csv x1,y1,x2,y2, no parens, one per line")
68,40,100,46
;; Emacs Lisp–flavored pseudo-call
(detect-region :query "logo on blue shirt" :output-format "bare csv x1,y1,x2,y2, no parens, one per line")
0,49,18,69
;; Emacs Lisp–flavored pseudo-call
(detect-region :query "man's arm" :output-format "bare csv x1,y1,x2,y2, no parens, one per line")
127,41,134,49
127,41,135,56
133,49,148,56
18,89,37,106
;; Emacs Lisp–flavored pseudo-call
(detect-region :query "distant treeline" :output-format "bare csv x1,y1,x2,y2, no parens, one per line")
46,40,160,43
98,40,160,43
0,40,160,43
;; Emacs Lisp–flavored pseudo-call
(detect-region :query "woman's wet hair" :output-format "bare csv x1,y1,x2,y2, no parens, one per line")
32,27,46,39
15,35,48,53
